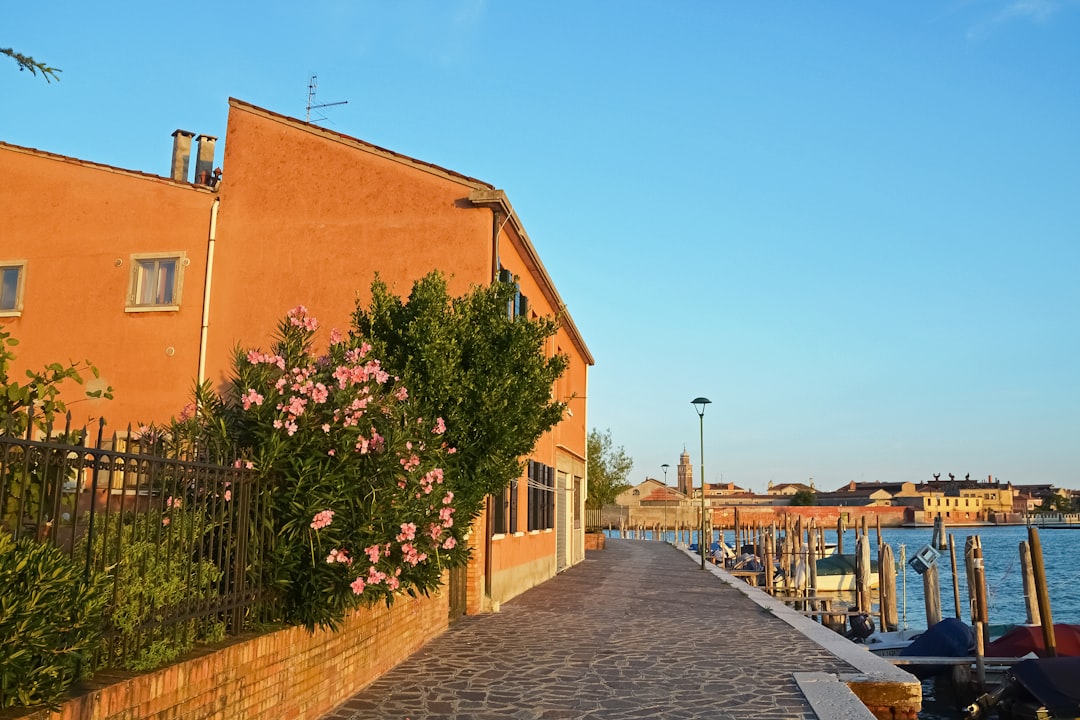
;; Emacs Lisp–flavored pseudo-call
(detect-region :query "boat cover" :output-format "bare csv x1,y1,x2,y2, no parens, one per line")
815,554,879,576
1008,657,1080,718
897,617,974,679
987,624,1080,659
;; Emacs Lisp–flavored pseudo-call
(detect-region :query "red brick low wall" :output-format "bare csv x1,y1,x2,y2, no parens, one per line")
584,532,605,550
13,590,450,720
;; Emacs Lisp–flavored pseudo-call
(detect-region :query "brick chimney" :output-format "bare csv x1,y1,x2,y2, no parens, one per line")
194,134,217,185
170,130,195,182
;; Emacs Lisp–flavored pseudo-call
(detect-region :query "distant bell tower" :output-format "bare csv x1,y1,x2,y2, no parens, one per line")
678,447,693,496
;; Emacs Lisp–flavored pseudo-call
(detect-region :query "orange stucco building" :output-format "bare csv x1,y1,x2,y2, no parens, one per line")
1,98,593,612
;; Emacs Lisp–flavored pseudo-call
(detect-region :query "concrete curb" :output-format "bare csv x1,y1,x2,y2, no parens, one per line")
679,545,921,719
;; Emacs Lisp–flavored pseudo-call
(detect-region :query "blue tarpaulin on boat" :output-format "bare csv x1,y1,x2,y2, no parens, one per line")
898,618,974,679
1009,657,1080,717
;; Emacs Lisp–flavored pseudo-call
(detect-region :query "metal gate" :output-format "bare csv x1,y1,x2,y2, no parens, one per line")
448,565,467,621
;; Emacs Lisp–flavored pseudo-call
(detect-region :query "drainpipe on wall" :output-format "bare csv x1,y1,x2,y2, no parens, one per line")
197,198,220,386
490,210,504,282
484,495,493,607
485,205,512,608
581,368,589,562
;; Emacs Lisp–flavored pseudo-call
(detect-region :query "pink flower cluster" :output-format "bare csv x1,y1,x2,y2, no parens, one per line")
400,543,427,566
326,548,352,565
310,509,334,530
178,402,197,422
364,544,385,564
432,417,446,435
287,305,320,331
241,389,264,409
332,358,388,389
419,468,444,495
353,429,385,455
247,350,287,370
366,565,390,587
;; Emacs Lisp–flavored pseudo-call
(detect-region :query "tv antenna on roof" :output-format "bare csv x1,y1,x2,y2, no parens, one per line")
306,73,347,124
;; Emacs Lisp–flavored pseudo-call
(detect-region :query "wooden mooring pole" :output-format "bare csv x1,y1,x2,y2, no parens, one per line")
856,532,872,614
1019,540,1041,626
948,533,961,620
1027,526,1057,658
923,563,942,628
972,543,990,648
879,543,898,632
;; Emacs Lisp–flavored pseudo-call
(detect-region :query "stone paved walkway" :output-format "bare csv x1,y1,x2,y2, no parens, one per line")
321,539,909,720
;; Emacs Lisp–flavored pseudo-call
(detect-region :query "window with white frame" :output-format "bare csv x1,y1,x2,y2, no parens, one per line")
0,262,27,315
127,253,185,310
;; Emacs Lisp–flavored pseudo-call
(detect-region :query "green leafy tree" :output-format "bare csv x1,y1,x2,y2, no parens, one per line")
1036,494,1073,514
351,271,569,521
789,489,817,506
586,428,633,509
0,327,111,436
2,48,60,82
0,328,111,533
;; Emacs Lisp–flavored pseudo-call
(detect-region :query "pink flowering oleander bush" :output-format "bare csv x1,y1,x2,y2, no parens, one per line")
170,306,469,631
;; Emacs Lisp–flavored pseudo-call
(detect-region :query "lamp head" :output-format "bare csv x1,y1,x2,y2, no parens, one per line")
691,396,712,417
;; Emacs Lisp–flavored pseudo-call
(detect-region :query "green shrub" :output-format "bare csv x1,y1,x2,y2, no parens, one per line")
82,507,225,671
0,533,109,709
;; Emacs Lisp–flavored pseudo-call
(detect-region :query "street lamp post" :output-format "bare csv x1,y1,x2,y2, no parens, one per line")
661,463,670,543
692,397,711,570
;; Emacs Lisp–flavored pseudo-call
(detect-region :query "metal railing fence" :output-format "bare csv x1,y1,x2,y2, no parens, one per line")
0,410,274,671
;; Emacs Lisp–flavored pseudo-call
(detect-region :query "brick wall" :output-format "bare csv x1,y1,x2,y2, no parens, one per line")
712,505,910,528
12,590,450,720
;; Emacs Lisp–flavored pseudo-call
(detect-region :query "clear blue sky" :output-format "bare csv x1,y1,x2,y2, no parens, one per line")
6,2,1079,492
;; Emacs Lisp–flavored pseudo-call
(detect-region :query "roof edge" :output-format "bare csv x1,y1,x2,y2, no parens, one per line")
0,140,216,192
467,189,594,366
227,97,495,191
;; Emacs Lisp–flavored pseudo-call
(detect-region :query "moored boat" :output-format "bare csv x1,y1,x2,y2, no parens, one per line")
812,553,882,592
858,627,924,657
966,657,1080,720
986,624,1080,659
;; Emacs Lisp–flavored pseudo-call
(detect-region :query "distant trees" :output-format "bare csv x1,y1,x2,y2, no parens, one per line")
586,428,633,509
1036,494,1075,514
2,48,60,82
788,489,817,506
